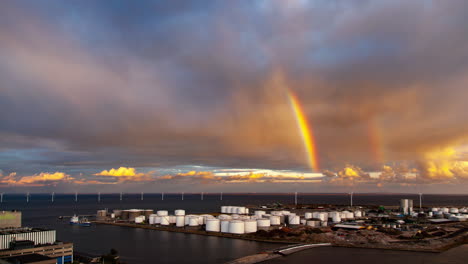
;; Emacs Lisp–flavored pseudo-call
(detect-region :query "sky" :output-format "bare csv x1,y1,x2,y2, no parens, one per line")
1,0,468,193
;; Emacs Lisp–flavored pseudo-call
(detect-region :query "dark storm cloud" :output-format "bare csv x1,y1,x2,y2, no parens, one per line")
1,0,468,186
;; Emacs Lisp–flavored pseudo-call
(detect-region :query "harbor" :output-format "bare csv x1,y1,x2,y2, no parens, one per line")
92,200,468,253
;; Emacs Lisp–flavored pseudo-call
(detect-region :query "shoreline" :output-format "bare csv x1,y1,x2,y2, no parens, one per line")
93,221,467,253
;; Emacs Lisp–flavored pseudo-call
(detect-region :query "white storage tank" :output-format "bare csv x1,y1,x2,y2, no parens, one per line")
229,220,245,234
176,216,185,227
321,221,328,227
269,215,281,225
160,216,170,226
221,220,230,233
221,206,228,213
300,219,307,225
237,207,246,214
354,210,362,217
244,220,257,233
332,214,341,223
135,216,145,224
257,218,271,228
217,214,231,220
227,206,234,214
449,208,459,214
318,213,327,222
185,215,196,225
169,215,176,224
206,219,221,232
157,210,169,216
305,212,313,219
111,213,115,219
346,212,354,219
189,217,199,226
289,215,300,225
306,220,320,227
255,211,266,218
175,209,185,216
155,216,162,224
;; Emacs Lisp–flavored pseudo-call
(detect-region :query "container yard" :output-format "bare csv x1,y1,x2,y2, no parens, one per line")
94,200,468,252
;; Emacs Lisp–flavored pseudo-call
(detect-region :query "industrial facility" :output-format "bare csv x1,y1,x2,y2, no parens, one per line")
95,202,467,240
0,211,73,264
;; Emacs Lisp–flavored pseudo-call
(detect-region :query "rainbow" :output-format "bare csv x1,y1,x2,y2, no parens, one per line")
287,89,320,172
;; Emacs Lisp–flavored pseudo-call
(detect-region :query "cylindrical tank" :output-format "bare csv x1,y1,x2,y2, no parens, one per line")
221,206,227,213
144,210,154,218
189,217,199,226
244,220,257,233
269,215,281,225
306,220,320,227
245,208,249,215
97,210,107,221
221,220,230,233
288,215,300,225
175,209,185,216
254,211,266,218
176,215,185,227
206,219,221,232
128,209,143,221
227,206,234,214
318,213,327,222
229,220,245,234
160,216,170,225
149,214,158,224
111,213,115,219
346,212,354,219
237,207,246,214
257,218,271,228
198,216,205,225
332,214,341,223
321,221,328,227
185,215,196,225
135,216,145,224
271,211,282,216
354,211,362,218
157,210,168,216
441,208,449,213
169,215,176,224
113,210,122,218
155,216,162,224
304,212,313,219
282,211,291,215
217,214,231,220
121,210,129,220
428,212,433,217
431,207,439,212
449,208,459,214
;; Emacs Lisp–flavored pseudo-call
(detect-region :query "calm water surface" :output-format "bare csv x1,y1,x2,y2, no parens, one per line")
0,193,466,263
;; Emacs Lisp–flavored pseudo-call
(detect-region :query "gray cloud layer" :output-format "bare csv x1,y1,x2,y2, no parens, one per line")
1,1,468,191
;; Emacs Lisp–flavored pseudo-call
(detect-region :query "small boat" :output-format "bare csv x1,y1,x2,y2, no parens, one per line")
79,218,92,227
70,215,79,225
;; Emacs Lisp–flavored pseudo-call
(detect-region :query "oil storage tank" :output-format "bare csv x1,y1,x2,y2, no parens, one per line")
175,209,185,216
128,209,143,221
176,216,185,227
206,219,220,232
244,220,257,233
221,220,230,233
270,215,281,225
229,220,245,234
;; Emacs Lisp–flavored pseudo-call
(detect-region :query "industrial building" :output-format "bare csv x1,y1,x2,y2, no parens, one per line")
0,212,73,264
400,199,414,215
